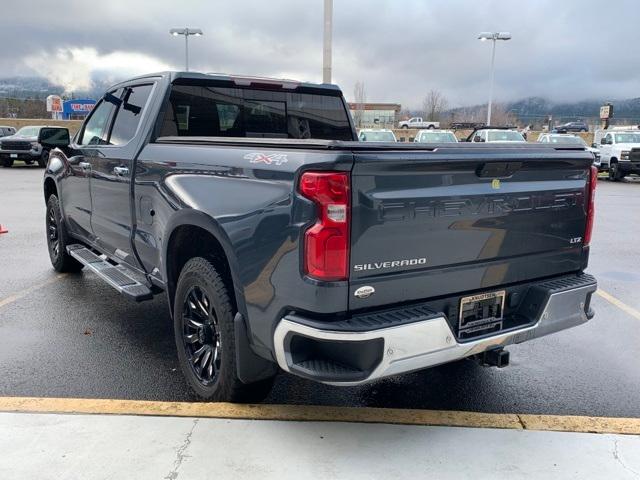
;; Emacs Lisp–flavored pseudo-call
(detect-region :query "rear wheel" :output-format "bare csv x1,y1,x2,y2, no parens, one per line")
427,124,435,129
1,158,13,168
401,125,408,129
174,257,275,402
46,195,84,272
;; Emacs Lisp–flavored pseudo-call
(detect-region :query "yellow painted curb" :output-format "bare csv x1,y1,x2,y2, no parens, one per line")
1,397,640,435
0,397,520,430
519,414,640,435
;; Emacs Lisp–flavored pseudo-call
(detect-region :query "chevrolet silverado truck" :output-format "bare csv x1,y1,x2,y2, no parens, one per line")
0,125,54,167
41,72,598,402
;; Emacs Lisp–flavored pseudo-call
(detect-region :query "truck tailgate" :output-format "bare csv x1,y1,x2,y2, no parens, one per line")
349,147,592,310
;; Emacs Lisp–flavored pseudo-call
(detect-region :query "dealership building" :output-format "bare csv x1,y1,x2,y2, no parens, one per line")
348,103,401,128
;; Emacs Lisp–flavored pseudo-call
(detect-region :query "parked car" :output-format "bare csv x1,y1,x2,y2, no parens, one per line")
41,71,597,402
0,125,56,167
0,126,16,138
414,129,458,143
553,121,589,133
398,117,440,129
538,133,600,168
358,129,397,142
595,130,640,181
466,127,526,143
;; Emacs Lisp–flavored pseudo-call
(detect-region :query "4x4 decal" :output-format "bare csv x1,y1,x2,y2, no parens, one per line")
244,152,288,166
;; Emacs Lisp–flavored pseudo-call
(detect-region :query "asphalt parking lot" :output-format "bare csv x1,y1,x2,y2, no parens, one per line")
1,165,639,417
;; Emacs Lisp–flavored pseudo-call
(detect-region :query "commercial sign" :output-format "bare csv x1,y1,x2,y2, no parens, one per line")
46,95,63,113
69,102,94,112
600,104,613,120
61,99,96,119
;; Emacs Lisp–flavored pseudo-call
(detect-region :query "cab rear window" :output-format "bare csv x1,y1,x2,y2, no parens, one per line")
159,83,353,140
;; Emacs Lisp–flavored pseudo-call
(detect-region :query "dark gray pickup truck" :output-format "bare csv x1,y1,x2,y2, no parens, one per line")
41,72,598,402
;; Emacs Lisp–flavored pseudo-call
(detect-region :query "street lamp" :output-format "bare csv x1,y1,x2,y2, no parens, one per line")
478,31,511,125
169,27,203,72
323,0,333,83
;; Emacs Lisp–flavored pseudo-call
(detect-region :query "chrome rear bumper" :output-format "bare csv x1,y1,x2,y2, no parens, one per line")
273,274,596,386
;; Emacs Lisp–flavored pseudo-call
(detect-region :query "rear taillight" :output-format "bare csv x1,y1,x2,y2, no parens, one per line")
299,171,350,281
584,165,598,246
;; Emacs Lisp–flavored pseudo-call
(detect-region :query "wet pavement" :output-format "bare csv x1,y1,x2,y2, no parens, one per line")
1,165,639,416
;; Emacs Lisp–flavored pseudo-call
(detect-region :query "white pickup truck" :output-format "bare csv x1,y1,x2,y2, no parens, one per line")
398,117,440,129
595,130,640,181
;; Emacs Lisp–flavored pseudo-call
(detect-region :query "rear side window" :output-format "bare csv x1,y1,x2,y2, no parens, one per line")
110,84,153,146
160,83,353,140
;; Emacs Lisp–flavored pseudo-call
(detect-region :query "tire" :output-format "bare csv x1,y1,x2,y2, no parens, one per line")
401,125,408,129
1,158,13,168
580,129,587,133
37,150,49,168
174,257,275,402
46,195,84,272
609,162,623,182
427,125,435,129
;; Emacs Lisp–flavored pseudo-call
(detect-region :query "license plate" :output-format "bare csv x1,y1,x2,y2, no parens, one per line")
459,290,505,332
10,154,17,158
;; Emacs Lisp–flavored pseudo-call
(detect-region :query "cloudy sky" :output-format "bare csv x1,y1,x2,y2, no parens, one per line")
2,0,638,108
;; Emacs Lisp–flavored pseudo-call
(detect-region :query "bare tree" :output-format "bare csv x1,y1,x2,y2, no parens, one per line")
488,103,517,126
353,81,366,128
422,89,448,121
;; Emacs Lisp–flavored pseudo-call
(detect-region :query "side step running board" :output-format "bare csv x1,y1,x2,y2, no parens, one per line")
67,244,153,302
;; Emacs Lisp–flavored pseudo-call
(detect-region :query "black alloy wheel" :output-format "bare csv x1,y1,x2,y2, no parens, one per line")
45,195,83,272
181,285,222,386
173,257,275,402
47,204,60,261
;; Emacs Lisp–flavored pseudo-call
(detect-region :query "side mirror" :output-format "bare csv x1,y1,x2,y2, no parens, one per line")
474,136,483,142
600,138,608,145
592,143,598,148
38,127,70,148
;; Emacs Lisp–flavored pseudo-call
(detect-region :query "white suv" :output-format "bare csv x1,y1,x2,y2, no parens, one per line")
538,133,600,168
470,129,526,143
358,129,397,142
414,130,458,143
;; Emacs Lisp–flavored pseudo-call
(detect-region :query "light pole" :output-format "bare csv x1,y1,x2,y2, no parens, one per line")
170,28,203,72
478,31,511,125
323,0,333,83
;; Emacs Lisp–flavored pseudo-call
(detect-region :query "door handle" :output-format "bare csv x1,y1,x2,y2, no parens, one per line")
79,161,91,170
113,166,129,177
